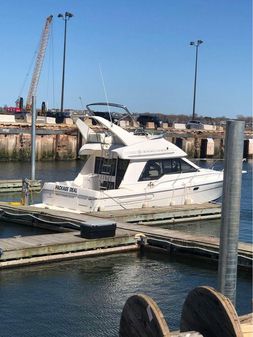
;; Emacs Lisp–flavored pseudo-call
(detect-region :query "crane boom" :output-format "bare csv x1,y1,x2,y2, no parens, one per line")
26,15,53,110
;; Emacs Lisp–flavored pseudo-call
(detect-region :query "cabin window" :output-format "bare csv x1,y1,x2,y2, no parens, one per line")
163,159,181,174
139,160,163,181
163,158,197,174
94,157,116,176
139,158,198,181
180,160,198,173
115,159,130,189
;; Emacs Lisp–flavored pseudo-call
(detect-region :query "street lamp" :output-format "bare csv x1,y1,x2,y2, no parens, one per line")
190,39,203,121
58,12,73,114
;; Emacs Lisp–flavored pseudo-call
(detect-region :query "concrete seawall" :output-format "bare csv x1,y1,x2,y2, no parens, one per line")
0,122,77,161
0,121,252,161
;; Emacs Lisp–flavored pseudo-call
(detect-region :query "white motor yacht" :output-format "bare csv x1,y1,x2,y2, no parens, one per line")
37,104,223,213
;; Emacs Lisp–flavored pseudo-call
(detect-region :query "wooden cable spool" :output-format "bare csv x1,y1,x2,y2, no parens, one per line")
240,314,253,337
119,287,252,337
119,293,170,337
119,293,202,337
180,286,244,337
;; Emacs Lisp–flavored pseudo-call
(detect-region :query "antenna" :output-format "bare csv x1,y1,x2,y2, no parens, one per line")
79,96,84,109
99,64,112,124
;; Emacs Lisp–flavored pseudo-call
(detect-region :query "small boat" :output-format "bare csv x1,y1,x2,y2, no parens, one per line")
36,103,223,213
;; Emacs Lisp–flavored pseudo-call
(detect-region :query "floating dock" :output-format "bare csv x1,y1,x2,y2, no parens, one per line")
0,231,138,268
0,179,41,193
0,202,139,268
117,222,252,269
0,202,251,270
92,202,222,224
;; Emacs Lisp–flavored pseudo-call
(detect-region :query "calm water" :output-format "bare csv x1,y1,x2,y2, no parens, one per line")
0,160,252,336
165,159,253,243
0,251,251,336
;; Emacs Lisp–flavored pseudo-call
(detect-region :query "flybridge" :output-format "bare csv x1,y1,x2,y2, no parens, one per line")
112,138,186,160
78,114,187,160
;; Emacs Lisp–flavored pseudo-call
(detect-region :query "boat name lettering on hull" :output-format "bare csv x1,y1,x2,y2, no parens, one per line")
55,185,77,193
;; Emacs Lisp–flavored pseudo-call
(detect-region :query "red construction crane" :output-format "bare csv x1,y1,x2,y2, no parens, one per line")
25,15,53,111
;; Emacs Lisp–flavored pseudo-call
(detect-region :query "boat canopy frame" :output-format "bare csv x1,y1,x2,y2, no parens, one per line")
86,102,135,126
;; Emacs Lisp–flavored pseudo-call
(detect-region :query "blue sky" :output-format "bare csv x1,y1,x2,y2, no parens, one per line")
0,0,251,117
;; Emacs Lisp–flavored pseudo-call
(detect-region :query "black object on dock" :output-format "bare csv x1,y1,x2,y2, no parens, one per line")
80,221,116,239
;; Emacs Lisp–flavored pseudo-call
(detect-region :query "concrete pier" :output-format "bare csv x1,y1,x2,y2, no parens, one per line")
0,121,252,160
0,122,77,160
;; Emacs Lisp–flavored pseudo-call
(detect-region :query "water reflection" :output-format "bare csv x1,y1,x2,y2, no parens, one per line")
0,251,251,337
0,160,251,336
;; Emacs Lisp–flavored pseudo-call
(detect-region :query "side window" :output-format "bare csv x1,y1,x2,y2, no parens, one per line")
171,159,181,172
139,158,198,181
180,159,198,173
139,160,162,181
115,159,129,188
162,159,181,174
163,158,197,174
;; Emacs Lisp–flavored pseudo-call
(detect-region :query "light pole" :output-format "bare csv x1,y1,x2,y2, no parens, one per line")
190,39,203,121
58,12,73,114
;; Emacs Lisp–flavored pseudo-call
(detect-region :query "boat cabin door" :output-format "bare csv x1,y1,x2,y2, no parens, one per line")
96,157,117,190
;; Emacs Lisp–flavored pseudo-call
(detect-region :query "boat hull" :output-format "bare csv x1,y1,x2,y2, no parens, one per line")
40,177,223,212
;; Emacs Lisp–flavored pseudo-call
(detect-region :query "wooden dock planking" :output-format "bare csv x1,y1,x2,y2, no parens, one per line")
0,202,252,269
91,202,222,224
0,245,139,269
116,222,252,267
0,229,133,251
0,179,41,193
0,229,138,268
116,221,251,252
0,202,221,231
